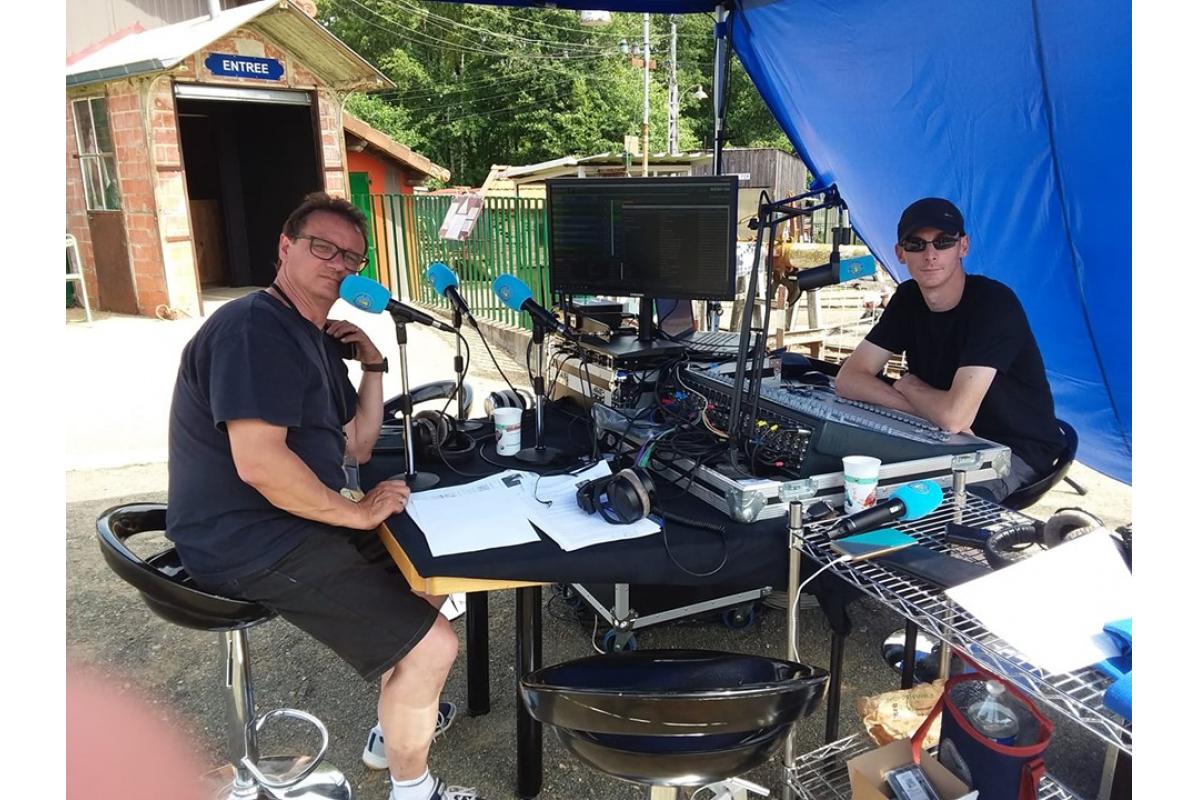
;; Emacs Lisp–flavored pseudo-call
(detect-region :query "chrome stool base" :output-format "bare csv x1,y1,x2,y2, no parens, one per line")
207,757,352,800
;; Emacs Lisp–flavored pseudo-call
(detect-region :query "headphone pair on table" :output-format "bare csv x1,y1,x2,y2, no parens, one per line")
982,506,1113,569
484,388,534,415
575,464,727,578
575,467,658,525
410,409,476,464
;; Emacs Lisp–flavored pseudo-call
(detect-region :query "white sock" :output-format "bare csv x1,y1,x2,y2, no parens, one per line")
390,769,437,800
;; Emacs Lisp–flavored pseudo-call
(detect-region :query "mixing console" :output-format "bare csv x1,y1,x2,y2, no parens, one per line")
683,363,999,477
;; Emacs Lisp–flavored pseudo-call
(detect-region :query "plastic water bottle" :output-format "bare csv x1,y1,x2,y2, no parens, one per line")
965,680,1020,745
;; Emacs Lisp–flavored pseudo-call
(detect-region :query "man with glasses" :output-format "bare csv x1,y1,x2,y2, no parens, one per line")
167,193,482,800
835,197,1065,501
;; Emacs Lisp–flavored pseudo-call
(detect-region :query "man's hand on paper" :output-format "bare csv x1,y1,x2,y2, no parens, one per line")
355,479,411,529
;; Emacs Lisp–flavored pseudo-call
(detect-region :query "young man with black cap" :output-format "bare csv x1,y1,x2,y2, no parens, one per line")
835,197,1066,501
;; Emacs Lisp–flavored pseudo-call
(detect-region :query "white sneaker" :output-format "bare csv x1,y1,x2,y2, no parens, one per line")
428,778,484,800
363,701,459,770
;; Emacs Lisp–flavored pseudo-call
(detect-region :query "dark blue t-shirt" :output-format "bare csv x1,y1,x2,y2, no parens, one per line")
166,291,357,583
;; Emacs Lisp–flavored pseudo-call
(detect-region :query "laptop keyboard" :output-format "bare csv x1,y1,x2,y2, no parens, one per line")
686,330,742,349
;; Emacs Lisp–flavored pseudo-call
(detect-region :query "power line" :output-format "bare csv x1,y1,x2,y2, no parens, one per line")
377,0,614,52
374,61,639,115
329,0,620,61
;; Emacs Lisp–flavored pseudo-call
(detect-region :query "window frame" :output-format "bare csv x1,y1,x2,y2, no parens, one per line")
72,95,122,211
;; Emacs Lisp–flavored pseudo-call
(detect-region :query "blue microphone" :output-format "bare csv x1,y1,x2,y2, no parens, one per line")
339,274,454,332
830,480,944,539
789,254,877,294
425,262,476,328
492,274,576,339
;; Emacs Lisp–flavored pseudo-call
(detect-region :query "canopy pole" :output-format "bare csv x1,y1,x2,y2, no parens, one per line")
642,13,651,176
712,4,731,174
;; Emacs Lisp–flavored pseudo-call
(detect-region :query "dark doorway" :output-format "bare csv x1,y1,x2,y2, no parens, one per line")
176,96,321,288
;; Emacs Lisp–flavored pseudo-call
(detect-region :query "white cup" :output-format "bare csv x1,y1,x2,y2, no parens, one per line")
842,455,882,514
493,407,523,456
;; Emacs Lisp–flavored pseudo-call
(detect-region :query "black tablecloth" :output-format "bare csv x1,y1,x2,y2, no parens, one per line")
363,400,856,634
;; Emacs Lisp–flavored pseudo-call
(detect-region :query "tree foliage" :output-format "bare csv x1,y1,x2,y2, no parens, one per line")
317,1,792,186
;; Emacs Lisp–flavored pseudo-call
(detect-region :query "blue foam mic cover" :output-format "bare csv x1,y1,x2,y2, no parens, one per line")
835,254,877,282
339,273,391,314
492,274,532,312
426,261,459,297
892,480,944,520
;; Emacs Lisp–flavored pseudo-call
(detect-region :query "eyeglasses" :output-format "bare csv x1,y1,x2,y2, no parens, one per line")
900,234,961,253
295,235,368,272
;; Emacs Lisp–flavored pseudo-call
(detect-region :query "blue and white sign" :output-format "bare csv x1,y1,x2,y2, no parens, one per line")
204,53,284,81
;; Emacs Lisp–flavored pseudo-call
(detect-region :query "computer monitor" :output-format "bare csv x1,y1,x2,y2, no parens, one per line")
546,175,739,300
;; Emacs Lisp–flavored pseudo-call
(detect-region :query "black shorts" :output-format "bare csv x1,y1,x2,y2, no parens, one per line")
204,527,440,682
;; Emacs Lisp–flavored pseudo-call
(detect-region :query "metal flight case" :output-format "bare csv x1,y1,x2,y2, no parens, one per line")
610,362,1012,524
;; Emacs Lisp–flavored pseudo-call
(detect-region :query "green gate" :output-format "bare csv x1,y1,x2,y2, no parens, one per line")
360,193,550,332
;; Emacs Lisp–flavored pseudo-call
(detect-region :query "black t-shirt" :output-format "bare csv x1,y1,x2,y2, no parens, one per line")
165,291,357,583
865,275,1065,475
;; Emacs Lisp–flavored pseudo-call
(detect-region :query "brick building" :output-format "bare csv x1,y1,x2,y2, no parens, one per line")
65,0,399,318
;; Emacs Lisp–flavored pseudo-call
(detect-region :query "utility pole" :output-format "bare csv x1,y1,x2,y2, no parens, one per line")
668,15,679,155
642,12,651,176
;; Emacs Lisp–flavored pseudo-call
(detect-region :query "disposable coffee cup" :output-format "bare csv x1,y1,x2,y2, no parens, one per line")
842,455,882,513
493,407,523,457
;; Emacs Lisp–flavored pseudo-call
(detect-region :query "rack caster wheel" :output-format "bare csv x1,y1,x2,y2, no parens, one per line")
601,629,637,652
557,583,584,609
723,603,756,630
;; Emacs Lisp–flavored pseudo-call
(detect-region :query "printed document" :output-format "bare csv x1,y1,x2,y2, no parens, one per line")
524,462,661,551
405,470,541,557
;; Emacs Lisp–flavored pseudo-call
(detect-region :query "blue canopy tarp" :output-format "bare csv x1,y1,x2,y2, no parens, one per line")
429,0,1132,483
730,0,1130,482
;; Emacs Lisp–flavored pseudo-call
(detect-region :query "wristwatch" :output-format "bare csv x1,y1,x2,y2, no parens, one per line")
361,358,388,373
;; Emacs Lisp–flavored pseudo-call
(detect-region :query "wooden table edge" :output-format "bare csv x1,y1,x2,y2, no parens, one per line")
377,523,547,595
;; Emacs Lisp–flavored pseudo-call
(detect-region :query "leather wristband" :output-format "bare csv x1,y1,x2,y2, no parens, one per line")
361,358,388,373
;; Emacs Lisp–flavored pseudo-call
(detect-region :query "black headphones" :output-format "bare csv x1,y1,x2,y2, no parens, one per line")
485,388,534,415
411,409,475,464
575,467,658,525
982,506,1107,569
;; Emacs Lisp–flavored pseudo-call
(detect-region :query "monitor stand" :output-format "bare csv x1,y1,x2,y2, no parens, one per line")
605,296,682,359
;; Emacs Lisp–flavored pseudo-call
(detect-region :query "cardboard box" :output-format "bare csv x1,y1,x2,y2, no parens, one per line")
847,740,979,800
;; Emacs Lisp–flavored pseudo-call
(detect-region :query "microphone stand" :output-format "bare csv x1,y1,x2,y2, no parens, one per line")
387,313,439,491
452,306,485,433
727,185,846,472
515,321,562,466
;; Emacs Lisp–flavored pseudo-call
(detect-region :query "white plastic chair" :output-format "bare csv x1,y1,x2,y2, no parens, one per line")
66,234,93,322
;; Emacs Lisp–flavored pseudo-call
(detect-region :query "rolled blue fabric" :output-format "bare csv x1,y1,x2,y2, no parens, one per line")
1103,672,1132,719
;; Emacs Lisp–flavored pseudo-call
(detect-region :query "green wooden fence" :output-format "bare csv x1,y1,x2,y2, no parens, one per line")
357,193,550,331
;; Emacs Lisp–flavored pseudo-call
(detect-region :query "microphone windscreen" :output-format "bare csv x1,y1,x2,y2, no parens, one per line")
835,254,877,283
492,274,532,312
893,480,945,520
339,273,390,314
426,261,458,296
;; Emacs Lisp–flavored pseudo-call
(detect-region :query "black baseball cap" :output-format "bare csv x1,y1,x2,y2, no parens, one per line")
897,197,965,241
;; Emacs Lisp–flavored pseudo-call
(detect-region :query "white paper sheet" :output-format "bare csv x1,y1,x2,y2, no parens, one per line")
524,462,662,551
945,530,1132,675
405,470,541,557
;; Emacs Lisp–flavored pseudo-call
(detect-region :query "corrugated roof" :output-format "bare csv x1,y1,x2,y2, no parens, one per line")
499,151,707,179
343,113,450,182
66,0,392,91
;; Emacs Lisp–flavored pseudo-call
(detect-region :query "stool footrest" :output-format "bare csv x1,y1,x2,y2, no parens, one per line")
239,708,330,790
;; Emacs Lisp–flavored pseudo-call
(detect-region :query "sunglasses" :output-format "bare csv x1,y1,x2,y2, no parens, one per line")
900,234,961,253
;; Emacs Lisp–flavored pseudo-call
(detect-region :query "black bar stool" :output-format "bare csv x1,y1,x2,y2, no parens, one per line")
520,649,828,800
95,503,352,800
